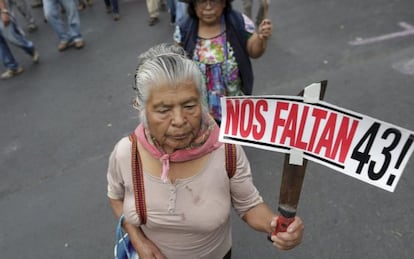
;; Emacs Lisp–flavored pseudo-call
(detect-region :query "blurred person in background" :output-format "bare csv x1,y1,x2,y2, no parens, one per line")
7,0,38,32
174,0,272,124
43,0,84,51
242,0,265,26
103,0,120,21
0,0,39,79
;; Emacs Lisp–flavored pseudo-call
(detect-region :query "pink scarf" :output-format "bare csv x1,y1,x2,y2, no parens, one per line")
134,116,222,182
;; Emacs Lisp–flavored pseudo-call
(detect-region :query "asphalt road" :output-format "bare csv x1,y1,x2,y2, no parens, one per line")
0,0,413,258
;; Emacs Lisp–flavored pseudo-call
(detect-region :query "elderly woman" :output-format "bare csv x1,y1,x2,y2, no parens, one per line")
174,0,272,123
107,43,303,259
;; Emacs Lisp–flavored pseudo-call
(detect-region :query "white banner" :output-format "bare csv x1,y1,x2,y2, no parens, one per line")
219,96,414,192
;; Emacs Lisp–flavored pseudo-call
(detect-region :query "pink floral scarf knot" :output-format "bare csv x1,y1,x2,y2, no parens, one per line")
135,115,222,182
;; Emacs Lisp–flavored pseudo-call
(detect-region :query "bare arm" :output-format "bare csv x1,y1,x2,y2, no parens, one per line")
242,203,275,233
109,198,166,259
246,19,273,58
242,202,304,250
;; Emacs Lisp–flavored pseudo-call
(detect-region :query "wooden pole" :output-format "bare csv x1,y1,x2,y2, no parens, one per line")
274,80,328,234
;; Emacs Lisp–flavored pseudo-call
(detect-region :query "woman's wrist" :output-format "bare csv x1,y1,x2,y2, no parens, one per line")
258,33,267,41
257,33,268,50
130,226,147,248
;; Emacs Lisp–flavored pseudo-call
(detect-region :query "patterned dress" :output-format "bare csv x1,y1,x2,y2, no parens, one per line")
174,14,255,121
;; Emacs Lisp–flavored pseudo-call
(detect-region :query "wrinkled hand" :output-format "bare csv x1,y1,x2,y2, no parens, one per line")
1,11,10,26
269,216,304,250
258,19,272,40
136,238,166,259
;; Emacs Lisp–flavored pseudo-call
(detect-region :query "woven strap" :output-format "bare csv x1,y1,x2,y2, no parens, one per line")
225,143,237,179
129,133,147,224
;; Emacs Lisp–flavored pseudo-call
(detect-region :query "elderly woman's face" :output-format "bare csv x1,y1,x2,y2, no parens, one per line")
195,0,225,25
145,81,203,154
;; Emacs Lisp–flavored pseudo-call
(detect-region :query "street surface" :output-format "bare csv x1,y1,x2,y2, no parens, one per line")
0,0,413,258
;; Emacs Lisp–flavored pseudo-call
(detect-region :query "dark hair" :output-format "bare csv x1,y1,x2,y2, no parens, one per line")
187,0,233,19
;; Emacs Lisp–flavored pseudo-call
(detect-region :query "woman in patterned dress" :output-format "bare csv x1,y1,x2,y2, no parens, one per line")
174,0,272,124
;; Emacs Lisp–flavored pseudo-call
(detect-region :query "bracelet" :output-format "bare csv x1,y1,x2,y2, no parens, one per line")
1,9,9,14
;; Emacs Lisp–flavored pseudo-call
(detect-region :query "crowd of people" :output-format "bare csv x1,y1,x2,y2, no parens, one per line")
0,0,267,80
174,0,271,124
0,0,86,79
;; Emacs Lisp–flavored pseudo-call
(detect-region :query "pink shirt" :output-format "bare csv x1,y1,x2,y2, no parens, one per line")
107,137,264,258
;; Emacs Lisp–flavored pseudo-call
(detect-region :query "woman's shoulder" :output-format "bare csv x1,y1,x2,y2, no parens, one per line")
215,143,248,165
111,136,132,161
226,10,255,33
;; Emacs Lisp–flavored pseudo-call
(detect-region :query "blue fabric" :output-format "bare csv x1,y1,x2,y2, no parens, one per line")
0,13,35,69
43,0,82,43
114,215,138,259
166,0,176,17
175,1,187,23
0,33,19,70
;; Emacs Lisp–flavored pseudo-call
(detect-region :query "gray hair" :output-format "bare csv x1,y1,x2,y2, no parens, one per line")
133,43,208,126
